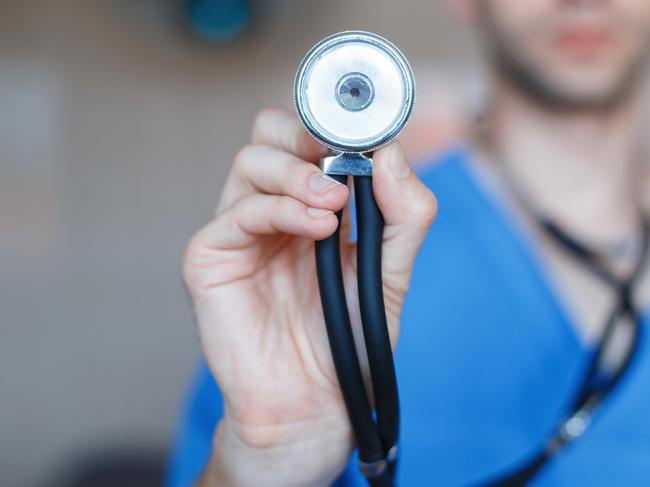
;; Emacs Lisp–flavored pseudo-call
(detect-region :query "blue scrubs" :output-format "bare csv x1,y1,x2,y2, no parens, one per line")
166,149,650,486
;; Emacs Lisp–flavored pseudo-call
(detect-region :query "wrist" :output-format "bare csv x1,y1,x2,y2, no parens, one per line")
202,416,353,487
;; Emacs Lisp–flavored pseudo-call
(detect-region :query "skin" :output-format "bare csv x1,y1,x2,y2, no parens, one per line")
455,2,650,345
185,109,436,486
459,0,650,110
186,1,650,485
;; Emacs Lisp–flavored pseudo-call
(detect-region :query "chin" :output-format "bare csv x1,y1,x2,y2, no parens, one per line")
495,42,642,111
553,80,618,101
538,64,633,109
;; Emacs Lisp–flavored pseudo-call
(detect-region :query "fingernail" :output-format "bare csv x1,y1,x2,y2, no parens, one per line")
307,207,333,219
309,173,342,193
389,144,411,180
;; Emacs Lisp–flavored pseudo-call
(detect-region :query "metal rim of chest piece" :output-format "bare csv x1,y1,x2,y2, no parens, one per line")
294,31,416,154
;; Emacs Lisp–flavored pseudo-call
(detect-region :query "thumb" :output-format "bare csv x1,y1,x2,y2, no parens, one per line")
371,141,438,300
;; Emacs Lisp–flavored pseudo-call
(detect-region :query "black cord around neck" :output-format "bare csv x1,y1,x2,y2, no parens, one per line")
480,215,650,487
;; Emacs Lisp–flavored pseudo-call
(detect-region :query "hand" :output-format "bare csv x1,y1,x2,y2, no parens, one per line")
183,108,438,486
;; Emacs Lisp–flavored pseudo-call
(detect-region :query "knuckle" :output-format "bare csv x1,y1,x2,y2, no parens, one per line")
270,194,287,216
251,107,284,140
295,160,317,188
295,130,315,154
265,198,285,232
181,224,229,297
181,233,204,292
252,108,274,130
281,160,311,200
383,272,409,303
233,144,257,170
412,189,438,226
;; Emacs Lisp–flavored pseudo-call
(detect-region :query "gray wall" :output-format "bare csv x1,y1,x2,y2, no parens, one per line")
0,1,475,485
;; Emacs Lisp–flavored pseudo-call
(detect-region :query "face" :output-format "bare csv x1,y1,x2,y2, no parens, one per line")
461,0,650,110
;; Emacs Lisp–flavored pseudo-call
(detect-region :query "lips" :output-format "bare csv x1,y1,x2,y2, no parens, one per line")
554,26,614,52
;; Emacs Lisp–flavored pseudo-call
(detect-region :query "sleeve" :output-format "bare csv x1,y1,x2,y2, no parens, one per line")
165,360,224,487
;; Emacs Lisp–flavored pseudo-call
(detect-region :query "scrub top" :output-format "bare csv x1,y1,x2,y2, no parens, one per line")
166,148,650,487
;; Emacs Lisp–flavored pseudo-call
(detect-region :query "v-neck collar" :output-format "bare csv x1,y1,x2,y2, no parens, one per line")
419,146,586,354
415,146,650,418
455,145,650,329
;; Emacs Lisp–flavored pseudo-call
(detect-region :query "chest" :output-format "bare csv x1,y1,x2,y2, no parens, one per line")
396,252,650,486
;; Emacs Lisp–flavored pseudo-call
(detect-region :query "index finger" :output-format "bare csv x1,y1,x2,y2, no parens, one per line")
251,108,328,162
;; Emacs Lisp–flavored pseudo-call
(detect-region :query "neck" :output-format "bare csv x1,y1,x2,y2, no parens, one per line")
480,75,647,248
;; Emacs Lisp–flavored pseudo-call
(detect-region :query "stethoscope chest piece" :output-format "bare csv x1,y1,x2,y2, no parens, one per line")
294,31,415,155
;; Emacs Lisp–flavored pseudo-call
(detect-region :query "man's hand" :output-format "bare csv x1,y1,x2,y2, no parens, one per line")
183,108,437,486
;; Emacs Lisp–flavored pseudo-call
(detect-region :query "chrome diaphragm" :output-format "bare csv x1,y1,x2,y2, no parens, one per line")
294,31,415,154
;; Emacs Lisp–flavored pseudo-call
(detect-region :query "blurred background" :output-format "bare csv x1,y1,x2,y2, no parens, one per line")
1,1,480,485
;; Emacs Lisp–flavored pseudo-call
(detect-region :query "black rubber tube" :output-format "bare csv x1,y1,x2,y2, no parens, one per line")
367,469,397,487
314,174,386,467
354,176,400,461
482,450,548,487
478,216,650,487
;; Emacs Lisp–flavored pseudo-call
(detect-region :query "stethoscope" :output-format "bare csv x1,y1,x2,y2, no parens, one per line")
482,209,650,487
293,31,649,487
294,31,415,487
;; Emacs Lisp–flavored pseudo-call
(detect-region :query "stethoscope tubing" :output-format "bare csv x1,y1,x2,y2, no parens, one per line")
354,176,400,459
480,216,650,487
315,173,400,485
